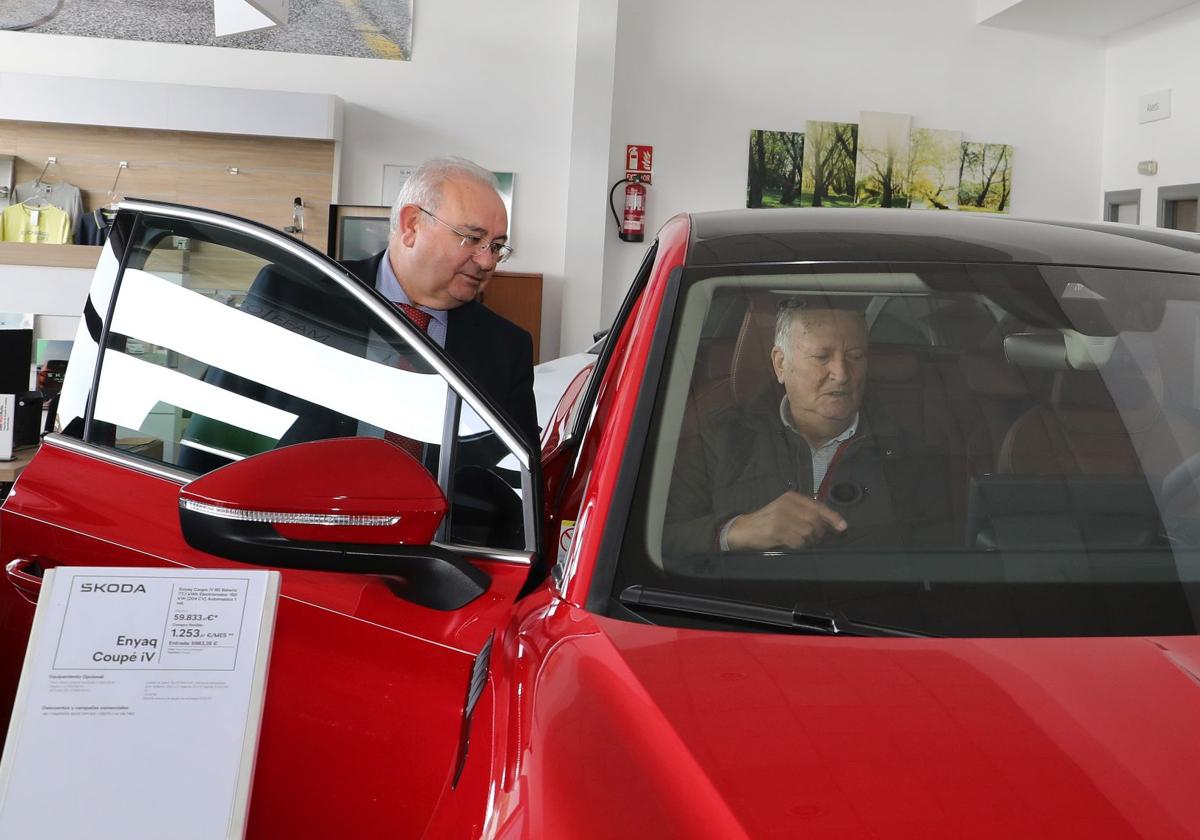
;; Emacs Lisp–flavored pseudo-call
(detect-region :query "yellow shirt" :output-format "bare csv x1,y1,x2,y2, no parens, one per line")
2,203,70,244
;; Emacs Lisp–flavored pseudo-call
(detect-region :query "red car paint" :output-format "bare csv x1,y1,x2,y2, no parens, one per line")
180,436,448,545
4,205,1200,839
556,215,690,609
490,609,1200,839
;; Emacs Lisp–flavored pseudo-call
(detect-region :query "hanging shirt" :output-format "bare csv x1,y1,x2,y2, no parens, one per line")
75,208,116,246
2,203,71,244
11,180,83,238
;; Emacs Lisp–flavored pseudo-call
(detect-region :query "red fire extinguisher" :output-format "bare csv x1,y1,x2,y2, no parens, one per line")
609,176,647,242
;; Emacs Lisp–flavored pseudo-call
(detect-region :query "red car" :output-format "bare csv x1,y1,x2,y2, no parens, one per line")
3,201,1200,838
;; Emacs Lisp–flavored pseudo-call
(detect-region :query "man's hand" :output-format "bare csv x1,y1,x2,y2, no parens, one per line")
725,491,848,550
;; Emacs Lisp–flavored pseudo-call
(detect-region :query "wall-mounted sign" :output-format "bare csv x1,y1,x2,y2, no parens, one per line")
626,144,653,184
1138,89,1171,124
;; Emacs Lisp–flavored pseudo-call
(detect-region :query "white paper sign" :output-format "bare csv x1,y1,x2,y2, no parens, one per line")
0,394,13,460
1138,89,1171,124
0,567,280,840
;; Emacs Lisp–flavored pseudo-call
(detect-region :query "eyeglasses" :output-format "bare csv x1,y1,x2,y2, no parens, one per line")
418,207,513,264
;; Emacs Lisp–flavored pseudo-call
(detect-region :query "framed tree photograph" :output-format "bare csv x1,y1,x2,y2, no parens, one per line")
908,128,963,210
747,129,805,208
802,121,859,207
958,142,1013,213
855,111,912,208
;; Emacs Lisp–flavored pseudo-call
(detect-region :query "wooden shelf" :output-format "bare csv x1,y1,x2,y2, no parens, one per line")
2,118,336,248
0,242,102,269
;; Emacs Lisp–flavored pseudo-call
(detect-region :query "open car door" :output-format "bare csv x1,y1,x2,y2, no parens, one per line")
0,201,540,837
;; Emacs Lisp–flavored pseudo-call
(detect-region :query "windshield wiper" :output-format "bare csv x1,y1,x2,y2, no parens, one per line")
618,585,936,638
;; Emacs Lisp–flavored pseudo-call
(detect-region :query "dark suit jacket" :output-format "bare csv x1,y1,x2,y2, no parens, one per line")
342,251,539,447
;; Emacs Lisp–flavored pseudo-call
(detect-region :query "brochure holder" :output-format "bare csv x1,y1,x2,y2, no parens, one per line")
0,567,281,840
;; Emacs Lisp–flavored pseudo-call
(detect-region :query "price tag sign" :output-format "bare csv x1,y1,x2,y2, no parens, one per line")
52,575,251,671
0,567,280,840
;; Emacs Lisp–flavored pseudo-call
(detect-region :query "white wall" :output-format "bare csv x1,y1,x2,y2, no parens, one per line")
596,0,1108,326
1102,4,1200,225
0,2,1138,359
0,1,579,359
559,0,620,355
0,265,91,341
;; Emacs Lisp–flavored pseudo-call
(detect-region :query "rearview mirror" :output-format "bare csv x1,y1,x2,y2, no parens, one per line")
178,437,490,610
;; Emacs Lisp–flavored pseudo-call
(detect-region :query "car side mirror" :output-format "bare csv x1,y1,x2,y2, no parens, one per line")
178,437,490,610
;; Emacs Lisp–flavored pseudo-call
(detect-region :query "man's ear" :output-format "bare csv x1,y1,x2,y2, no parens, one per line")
771,346,786,383
396,204,423,248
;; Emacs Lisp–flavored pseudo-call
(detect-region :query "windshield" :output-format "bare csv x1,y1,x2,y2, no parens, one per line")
611,262,1200,637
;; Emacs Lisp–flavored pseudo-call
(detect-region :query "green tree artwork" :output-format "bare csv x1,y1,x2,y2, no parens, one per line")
801,121,858,207
958,142,1013,213
854,112,911,208
747,129,805,208
908,128,962,210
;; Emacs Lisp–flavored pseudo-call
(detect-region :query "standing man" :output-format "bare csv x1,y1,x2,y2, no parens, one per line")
342,156,539,446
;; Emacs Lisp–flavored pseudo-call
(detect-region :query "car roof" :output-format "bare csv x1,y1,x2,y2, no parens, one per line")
685,209,1200,274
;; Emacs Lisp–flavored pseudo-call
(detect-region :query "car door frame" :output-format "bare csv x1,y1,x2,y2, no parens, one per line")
74,199,542,563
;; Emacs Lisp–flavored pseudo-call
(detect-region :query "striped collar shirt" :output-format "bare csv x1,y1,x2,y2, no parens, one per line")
780,396,859,496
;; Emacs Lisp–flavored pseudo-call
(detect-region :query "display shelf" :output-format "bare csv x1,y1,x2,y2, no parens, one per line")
0,242,102,269
0,446,37,485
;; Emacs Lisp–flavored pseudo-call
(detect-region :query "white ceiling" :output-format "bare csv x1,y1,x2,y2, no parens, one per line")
977,0,1200,39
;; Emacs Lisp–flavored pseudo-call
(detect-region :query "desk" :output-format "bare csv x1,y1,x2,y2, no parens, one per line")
0,447,38,486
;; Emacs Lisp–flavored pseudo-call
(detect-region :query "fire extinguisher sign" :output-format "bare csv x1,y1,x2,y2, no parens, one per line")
625,144,653,184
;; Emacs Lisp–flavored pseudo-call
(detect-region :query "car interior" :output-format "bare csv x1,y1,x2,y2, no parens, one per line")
659,272,1200,558
601,269,1200,636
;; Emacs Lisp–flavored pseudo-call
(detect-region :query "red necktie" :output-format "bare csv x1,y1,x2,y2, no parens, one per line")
398,303,432,333
385,303,432,461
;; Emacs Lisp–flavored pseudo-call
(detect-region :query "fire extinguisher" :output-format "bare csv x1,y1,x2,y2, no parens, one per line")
609,175,647,242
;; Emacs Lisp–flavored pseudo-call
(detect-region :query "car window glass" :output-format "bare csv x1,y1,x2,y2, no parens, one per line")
867,295,932,345
68,211,528,550
449,403,527,550
613,266,1200,638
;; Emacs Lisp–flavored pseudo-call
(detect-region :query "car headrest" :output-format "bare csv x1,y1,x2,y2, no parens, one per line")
923,300,1002,350
730,294,917,401
729,295,778,403
1053,369,1119,409
960,351,1030,397
1051,369,1160,434
705,338,736,380
867,347,919,383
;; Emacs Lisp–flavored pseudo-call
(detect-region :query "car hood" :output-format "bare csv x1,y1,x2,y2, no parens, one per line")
520,608,1200,839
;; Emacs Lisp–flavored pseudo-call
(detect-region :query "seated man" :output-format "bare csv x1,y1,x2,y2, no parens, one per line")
664,297,957,557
